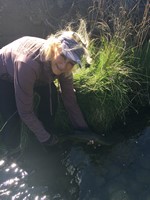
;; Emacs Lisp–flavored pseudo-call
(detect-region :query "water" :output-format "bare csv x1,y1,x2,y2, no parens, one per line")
0,125,150,199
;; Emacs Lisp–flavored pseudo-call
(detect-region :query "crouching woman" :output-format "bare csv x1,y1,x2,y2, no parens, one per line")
0,25,91,151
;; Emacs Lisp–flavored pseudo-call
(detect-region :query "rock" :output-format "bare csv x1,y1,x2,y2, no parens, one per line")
110,190,130,200
108,182,125,195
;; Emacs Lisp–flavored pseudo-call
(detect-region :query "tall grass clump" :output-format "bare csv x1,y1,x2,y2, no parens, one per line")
73,0,150,132
133,40,150,106
74,37,135,132
55,1,149,133
128,0,150,107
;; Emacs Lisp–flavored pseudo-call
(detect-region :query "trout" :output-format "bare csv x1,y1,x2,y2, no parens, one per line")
59,130,113,146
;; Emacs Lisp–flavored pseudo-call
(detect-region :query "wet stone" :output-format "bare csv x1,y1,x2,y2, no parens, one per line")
107,181,125,195
110,190,130,200
108,140,139,167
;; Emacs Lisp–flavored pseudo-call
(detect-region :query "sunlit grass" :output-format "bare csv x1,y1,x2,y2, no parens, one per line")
73,37,136,131
56,1,150,132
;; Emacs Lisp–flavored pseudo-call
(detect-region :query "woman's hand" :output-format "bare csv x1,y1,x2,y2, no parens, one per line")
42,134,59,147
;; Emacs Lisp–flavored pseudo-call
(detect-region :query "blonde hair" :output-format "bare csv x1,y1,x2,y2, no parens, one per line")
41,19,92,64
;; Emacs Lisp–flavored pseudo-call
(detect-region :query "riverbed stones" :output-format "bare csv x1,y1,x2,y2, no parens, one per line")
110,190,130,200
107,181,126,196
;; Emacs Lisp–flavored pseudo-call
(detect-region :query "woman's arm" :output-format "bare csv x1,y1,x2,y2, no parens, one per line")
58,73,88,130
14,61,50,142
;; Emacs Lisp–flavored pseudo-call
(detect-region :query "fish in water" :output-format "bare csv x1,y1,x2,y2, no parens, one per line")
59,130,113,146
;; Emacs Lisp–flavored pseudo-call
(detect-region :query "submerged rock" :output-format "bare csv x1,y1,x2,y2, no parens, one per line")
110,190,130,200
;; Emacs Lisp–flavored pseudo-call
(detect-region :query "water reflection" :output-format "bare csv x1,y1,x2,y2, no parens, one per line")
0,126,150,199
0,159,49,199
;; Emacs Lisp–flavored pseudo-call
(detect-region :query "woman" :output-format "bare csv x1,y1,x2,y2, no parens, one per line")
0,28,91,151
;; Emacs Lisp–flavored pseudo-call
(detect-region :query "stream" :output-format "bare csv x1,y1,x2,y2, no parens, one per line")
0,111,150,200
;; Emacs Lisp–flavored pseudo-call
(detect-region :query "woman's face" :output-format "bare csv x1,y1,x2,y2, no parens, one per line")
51,46,76,75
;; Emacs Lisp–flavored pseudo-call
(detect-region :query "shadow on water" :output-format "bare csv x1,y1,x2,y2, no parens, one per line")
0,107,150,200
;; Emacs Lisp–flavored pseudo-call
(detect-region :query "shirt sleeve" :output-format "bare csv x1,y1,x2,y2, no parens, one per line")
14,61,50,142
58,73,88,130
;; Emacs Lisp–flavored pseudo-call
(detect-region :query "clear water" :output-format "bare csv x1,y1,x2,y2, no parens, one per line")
0,124,150,199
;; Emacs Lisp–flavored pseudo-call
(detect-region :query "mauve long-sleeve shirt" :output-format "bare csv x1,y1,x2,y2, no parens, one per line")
0,36,88,142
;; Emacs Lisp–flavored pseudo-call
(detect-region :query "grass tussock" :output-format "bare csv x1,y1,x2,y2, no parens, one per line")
55,1,149,133
74,38,135,131
72,0,150,132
